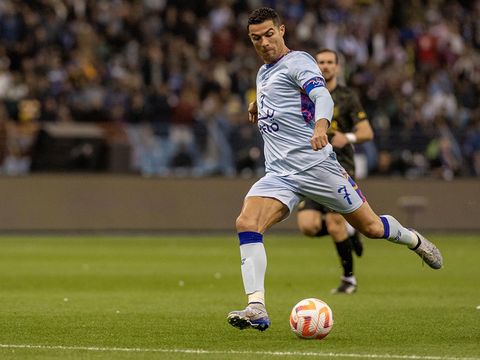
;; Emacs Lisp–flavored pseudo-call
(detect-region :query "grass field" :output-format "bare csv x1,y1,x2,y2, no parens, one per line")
0,233,479,360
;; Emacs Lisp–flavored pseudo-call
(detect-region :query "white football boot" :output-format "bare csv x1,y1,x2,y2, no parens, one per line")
227,303,270,331
410,230,443,269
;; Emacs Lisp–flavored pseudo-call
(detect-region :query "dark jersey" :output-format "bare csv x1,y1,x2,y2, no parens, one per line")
327,85,368,177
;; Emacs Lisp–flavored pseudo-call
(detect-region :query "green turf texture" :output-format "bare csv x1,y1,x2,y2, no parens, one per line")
0,233,478,360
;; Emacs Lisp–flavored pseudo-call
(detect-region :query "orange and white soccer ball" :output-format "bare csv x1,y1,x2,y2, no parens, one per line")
289,298,333,339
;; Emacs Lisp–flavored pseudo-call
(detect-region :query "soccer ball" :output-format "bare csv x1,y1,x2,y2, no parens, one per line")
289,298,333,339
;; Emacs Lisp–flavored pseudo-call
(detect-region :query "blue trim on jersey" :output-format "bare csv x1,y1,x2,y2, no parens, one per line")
380,216,390,238
303,76,326,95
265,50,292,69
238,231,263,246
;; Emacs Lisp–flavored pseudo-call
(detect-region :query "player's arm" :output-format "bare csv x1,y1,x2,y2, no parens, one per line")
331,120,374,148
309,86,334,151
331,90,373,148
290,52,333,150
248,100,258,123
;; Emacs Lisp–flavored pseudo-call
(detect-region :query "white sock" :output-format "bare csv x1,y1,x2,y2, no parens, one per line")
248,291,265,305
238,232,267,297
346,222,356,237
342,275,357,285
380,215,418,247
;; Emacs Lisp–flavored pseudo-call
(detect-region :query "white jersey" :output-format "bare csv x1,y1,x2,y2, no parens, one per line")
256,50,333,175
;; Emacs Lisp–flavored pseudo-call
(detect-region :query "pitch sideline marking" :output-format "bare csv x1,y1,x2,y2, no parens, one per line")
0,344,479,360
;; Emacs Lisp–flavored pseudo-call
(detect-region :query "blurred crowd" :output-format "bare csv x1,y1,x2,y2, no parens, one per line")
0,0,479,179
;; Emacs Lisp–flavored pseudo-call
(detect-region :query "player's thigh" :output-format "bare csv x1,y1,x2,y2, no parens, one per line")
342,202,383,238
297,156,365,214
297,209,323,236
236,196,289,234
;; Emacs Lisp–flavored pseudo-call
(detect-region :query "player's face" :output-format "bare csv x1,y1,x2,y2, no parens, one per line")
316,52,338,82
248,20,287,64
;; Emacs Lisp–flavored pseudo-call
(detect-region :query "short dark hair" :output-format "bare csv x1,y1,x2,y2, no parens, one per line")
247,7,281,30
316,49,339,64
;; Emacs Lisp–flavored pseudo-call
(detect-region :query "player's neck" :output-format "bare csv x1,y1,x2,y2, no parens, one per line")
326,78,337,92
274,47,291,62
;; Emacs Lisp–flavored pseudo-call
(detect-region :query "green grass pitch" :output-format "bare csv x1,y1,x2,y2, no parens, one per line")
0,233,479,360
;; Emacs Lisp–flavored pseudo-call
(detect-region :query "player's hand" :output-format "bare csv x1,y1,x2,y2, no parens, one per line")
310,119,330,151
331,131,349,148
248,101,258,123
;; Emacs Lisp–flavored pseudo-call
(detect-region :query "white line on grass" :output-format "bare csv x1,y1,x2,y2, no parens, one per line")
0,344,478,360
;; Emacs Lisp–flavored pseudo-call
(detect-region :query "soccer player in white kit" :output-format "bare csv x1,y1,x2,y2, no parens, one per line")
227,7,443,332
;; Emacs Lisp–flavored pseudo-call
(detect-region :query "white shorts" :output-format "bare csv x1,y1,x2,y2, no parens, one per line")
246,153,366,217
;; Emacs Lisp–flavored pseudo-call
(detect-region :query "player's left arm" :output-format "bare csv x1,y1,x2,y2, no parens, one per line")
331,92,373,148
331,120,374,148
309,87,333,151
289,52,334,150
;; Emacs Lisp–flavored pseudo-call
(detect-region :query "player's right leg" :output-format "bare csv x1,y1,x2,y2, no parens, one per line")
228,194,291,331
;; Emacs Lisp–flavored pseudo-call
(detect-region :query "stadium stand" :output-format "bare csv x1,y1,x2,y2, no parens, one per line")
0,0,478,179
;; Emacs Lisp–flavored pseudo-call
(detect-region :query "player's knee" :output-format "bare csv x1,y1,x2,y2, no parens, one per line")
325,214,345,238
358,221,383,239
325,222,342,238
297,211,322,237
235,214,258,232
298,223,319,237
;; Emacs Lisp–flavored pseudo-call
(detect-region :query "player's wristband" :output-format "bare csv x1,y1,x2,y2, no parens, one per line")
345,133,357,144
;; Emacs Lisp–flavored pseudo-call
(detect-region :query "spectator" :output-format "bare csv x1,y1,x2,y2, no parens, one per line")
0,0,477,178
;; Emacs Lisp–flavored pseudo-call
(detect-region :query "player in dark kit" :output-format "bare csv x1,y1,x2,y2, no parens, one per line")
297,49,374,294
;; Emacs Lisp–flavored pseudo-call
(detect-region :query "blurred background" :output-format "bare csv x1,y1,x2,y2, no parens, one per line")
0,0,478,232
0,0,479,179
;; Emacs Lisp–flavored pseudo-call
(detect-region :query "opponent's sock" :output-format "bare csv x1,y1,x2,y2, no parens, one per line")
379,215,418,248
342,275,357,285
335,238,353,277
346,222,356,237
238,232,267,296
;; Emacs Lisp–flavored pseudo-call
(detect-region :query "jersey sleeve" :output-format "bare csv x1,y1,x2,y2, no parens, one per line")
348,90,368,126
288,52,326,95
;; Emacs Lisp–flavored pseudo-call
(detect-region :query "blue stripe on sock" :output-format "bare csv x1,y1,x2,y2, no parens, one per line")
380,216,390,238
238,231,263,246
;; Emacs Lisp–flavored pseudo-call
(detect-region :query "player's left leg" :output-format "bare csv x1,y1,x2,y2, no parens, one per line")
343,202,443,269
346,221,363,257
325,212,357,294
301,155,442,270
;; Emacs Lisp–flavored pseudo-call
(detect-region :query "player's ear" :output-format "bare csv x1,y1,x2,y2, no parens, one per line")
279,24,285,36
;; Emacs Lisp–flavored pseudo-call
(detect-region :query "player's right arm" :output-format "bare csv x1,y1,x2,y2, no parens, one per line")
248,100,258,123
